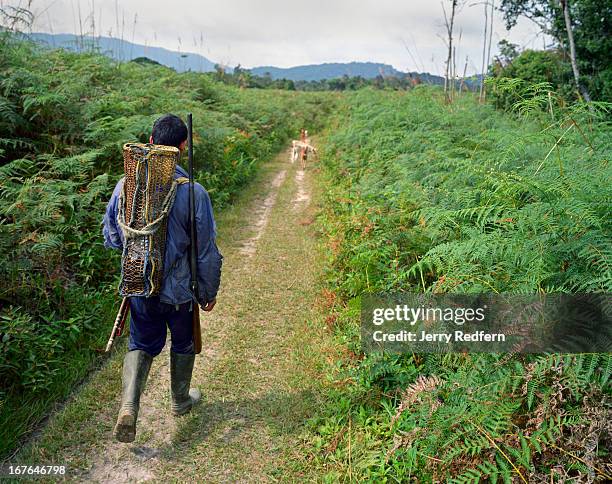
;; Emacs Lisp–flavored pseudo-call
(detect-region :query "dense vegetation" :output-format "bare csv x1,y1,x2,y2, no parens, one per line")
215,65,461,92
0,34,333,457
497,0,611,102
490,48,575,109
309,87,611,481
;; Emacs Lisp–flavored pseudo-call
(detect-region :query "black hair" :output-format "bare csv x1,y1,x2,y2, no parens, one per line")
151,114,188,148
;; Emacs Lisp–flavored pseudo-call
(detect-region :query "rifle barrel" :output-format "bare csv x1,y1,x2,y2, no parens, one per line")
105,297,129,352
187,113,202,354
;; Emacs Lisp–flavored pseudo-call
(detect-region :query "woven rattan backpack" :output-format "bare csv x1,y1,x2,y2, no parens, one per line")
118,143,183,297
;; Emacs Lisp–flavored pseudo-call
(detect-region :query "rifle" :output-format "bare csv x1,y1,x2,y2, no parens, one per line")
105,297,130,352
187,113,203,355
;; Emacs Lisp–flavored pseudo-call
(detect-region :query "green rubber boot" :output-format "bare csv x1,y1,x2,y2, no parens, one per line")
170,351,201,416
113,350,153,443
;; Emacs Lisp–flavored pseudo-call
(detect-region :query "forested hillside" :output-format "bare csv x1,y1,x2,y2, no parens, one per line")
0,33,333,456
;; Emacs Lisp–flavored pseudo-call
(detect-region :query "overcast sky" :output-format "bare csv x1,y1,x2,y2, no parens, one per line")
20,0,549,75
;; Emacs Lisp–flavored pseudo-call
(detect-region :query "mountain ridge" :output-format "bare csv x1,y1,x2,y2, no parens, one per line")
250,61,404,81
29,33,218,73
29,32,447,83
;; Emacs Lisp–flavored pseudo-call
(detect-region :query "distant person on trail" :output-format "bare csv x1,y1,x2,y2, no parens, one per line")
294,128,316,169
299,128,308,166
102,114,223,443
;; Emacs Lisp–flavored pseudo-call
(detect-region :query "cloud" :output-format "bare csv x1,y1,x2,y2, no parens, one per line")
26,0,550,75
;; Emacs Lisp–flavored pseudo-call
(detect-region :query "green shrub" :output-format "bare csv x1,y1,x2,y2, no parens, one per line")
490,49,574,110
312,87,611,481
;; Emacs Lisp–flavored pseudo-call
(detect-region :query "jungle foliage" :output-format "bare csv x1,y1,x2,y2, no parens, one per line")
214,64,453,92
311,86,611,481
497,0,612,102
490,48,575,109
0,34,333,456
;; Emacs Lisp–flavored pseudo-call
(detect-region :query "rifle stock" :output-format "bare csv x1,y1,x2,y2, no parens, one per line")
192,304,202,354
187,113,203,355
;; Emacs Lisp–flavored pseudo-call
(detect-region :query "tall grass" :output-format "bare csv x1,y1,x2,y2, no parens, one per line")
310,86,611,481
0,34,334,457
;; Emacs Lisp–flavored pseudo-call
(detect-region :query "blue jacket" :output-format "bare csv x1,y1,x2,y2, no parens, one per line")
102,165,222,306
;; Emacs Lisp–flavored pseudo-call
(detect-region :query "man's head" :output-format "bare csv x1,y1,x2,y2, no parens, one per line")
150,114,188,151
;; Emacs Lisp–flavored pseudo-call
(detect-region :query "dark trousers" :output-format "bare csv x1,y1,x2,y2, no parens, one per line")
128,296,194,357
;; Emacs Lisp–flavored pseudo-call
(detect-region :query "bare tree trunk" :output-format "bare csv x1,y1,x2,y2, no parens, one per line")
482,0,494,103
451,46,457,101
77,1,84,51
130,13,138,60
442,4,449,95
443,0,458,102
479,2,488,102
115,0,119,41
453,29,463,99
459,56,468,94
120,11,125,62
90,0,96,45
560,0,591,102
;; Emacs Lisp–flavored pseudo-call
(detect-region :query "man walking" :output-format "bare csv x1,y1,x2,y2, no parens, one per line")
102,114,222,442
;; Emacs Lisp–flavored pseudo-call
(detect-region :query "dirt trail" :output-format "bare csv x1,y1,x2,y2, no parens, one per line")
292,169,310,209
18,144,328,483
239,169,287,257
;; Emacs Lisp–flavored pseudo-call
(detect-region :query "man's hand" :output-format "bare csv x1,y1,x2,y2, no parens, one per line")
202,298,216,312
